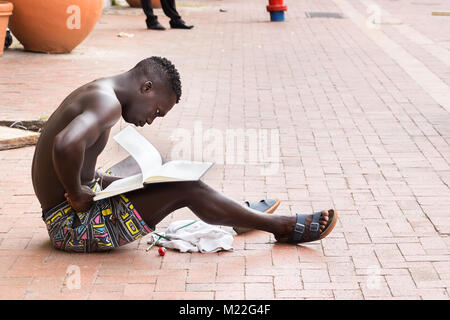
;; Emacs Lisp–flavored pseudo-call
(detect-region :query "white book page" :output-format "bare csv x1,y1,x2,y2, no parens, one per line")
93,173,144,201
113,126,162,180
145,160,213,182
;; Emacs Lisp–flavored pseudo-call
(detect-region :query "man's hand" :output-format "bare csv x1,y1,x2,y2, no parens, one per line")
64,185,95,212
95,169,122,188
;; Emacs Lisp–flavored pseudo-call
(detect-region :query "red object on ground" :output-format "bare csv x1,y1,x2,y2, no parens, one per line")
158,247,166,256
266,0,287,12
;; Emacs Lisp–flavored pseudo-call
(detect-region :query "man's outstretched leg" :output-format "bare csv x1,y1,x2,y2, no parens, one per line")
103,157,280,234
125,180,335,243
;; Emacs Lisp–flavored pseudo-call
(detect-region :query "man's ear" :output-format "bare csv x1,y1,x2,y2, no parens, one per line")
141,81,153,94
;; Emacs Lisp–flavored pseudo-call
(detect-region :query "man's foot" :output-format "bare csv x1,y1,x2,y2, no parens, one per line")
146,20,166,30
233,199,281,234
275,209,337,243
169,19,194,29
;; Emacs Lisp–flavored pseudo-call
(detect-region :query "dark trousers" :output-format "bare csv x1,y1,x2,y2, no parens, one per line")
141,0,181,23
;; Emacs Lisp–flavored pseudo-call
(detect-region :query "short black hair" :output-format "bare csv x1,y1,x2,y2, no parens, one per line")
134,56,182,103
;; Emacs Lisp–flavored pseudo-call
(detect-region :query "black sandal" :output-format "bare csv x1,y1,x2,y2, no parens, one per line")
245,199,280,213
285,209,338,243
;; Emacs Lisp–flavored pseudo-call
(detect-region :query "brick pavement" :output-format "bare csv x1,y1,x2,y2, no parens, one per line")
0,0,448,300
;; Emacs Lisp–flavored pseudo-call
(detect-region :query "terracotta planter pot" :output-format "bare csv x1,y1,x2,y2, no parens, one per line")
126,0,161,9
8,0,103,53
0,1,13,57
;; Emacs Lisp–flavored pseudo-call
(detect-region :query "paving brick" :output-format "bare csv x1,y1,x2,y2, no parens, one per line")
214,290,245,300
155,270,187,292
418,288,449,300
301,268,331,283
276,289,333,299
122,283,155,299
0,286,26,299
245,283,274,299
398,242,427,256
186,263,217,284
386,274,417,297
419,236,448,254
327,261,355,276
152,291,215,300
274,275,303,291
217,256,245,276
360,276,392,299
432,261,450,280
333,289,364,300
272,243,300,266
87,284,125,300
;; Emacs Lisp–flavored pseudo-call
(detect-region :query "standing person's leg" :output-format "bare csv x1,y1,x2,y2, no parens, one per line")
141,0,166,30
160,0,181,21
125,180,335,243
161,0,194,29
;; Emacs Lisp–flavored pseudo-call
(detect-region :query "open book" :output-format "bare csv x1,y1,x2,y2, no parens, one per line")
93,126,213,201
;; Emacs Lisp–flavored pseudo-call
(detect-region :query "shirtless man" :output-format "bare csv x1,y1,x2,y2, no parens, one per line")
31,56,337,253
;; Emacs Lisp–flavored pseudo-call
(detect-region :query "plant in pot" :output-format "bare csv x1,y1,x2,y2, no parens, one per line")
0,1,13,56
126,0,161,8
8,0,104,53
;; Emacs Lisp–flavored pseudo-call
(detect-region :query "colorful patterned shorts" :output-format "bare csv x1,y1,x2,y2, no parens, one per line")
42,185,153,253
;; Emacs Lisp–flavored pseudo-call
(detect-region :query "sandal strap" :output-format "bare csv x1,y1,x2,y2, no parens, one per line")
288,212,323,243
309,211,322,240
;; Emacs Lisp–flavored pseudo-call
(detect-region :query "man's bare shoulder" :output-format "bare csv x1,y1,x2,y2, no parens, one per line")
75,81,122,127
78,81,121,111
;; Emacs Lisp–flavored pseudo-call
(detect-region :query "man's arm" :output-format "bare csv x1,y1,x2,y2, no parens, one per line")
52,98,120,211
52,113,97,195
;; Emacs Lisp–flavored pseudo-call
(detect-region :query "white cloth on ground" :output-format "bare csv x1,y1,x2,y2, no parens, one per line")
148,220,235,253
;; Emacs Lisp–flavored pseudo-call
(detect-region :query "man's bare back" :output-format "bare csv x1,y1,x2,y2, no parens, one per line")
31,80,120,210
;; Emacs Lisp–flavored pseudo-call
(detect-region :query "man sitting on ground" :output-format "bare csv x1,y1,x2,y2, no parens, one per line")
31,56,337,253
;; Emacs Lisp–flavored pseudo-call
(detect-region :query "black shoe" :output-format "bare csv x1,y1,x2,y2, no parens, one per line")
146,19,166,30
4,29,12,50
169,19,194,29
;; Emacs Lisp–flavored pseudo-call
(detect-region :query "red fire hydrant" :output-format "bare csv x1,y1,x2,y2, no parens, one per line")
267,0,287,22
